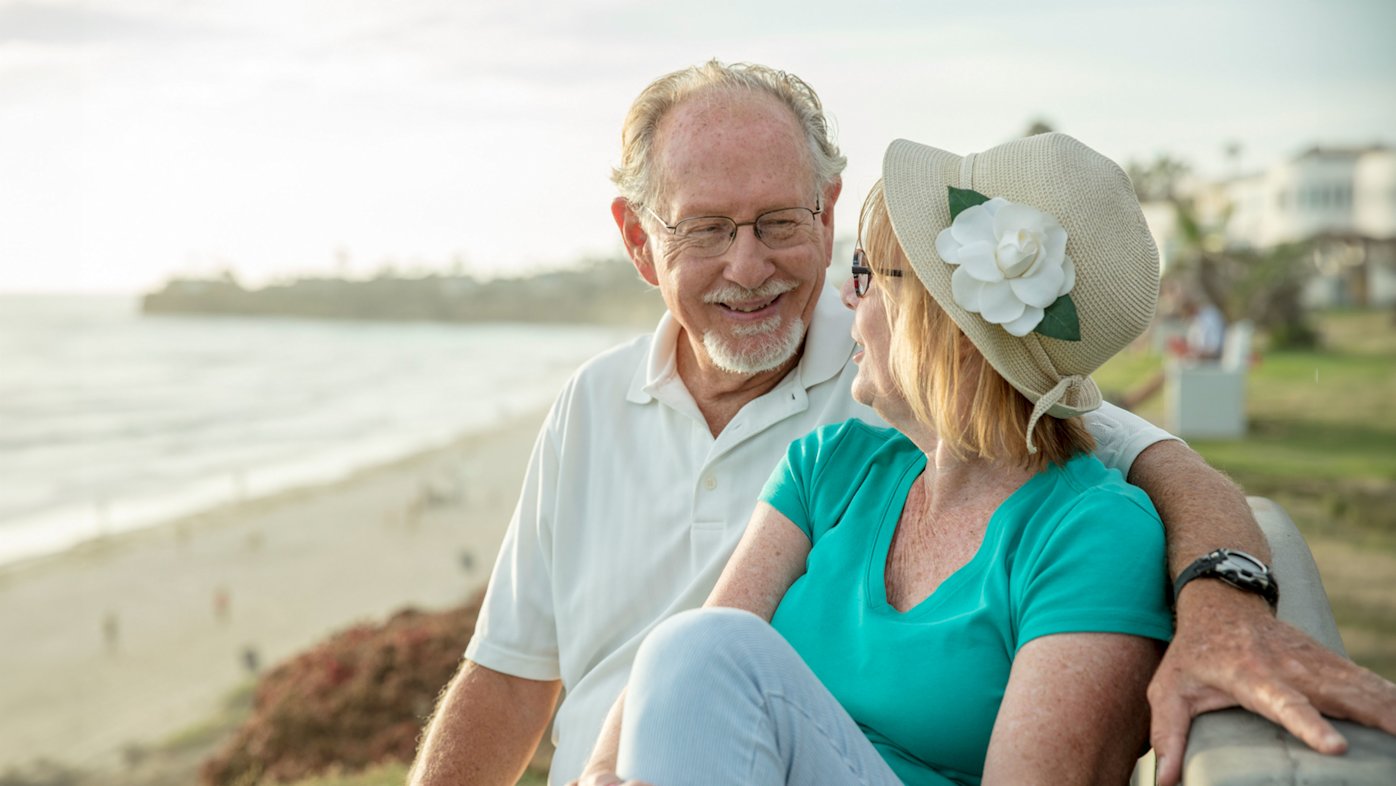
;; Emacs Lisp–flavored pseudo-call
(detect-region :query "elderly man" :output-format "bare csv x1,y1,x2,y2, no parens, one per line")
411,61,1396,786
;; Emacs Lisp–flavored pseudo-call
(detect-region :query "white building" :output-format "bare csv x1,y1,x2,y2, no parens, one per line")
1216,145,1396,307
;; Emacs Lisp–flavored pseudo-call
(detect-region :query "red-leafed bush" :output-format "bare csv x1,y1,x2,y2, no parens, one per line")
201,589,483,786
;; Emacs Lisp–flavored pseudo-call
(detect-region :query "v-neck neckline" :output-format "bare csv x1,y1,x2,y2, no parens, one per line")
866,446,1048,618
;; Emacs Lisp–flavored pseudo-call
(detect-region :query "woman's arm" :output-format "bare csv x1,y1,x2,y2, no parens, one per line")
574,502,812,784
982,633,1163,786
704,501,813,616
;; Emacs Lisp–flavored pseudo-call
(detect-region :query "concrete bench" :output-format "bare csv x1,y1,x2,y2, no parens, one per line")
1131,497,1396,784
1166,320,1253,439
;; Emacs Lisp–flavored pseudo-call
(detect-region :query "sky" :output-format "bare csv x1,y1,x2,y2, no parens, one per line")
0,0,1393,294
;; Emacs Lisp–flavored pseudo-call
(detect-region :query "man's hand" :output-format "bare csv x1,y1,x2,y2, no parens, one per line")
1147,581,1396,786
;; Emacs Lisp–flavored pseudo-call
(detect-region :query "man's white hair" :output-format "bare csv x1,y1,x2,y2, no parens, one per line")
611,60,846,212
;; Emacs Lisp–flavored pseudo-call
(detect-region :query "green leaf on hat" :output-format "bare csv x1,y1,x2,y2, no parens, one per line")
1033,294,1081,341
947,186,990,221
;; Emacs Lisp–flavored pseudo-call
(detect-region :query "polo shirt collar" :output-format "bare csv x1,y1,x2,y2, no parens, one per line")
796,282,856,389
625,283,854,406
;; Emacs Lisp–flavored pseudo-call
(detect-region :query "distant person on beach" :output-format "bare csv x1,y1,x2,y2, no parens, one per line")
579,132,1173,785
213,586,230,623
1120,292,1228,410
102,610,119,654
409,61,1396,786
1174,294,1226,361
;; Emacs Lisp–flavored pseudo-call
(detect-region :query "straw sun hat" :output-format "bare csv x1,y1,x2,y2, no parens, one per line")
881,132,1159,451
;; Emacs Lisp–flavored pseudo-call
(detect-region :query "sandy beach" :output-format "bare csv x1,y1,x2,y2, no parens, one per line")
4,397,1392,784
0,408,546,774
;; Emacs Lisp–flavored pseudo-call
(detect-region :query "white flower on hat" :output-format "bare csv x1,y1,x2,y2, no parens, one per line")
934,195,1077,338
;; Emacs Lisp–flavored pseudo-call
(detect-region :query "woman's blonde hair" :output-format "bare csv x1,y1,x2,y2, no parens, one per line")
859,182,1094,471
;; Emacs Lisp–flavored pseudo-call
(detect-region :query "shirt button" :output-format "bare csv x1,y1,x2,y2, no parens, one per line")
703,475,718,491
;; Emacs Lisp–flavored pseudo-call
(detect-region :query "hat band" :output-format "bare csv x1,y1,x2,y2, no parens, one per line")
1024,374,1086,454
958,152,978,190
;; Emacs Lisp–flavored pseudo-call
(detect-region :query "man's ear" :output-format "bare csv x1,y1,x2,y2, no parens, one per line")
612,197,659,287
821,176,843,229
819,176,844,265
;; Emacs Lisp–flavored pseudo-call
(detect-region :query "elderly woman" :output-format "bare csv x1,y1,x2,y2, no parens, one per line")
580,133,1174,786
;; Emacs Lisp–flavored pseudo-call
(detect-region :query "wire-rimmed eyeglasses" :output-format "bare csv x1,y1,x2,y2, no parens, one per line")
642,199,822,258
851,248,903,297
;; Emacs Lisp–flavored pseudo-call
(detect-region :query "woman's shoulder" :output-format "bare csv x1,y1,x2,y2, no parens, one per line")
805,416,904,444
1013,452,1163,542
787,418,914,469
1057,452,1157,512
766,419,918,542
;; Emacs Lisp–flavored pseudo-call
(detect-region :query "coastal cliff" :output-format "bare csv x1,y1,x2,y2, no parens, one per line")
142,260,665,326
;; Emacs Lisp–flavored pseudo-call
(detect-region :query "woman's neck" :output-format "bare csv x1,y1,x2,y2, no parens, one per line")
900,428,1034,514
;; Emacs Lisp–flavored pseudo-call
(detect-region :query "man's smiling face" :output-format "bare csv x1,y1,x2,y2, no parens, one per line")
639,91,832,376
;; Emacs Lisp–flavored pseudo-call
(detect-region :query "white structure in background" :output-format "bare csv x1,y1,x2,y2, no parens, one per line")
1219,145,1396,307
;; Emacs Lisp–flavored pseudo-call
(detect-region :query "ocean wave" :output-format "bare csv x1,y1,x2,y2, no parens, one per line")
0,296,636,566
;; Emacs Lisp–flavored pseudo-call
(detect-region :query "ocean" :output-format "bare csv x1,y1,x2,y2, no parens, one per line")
0,295,638,567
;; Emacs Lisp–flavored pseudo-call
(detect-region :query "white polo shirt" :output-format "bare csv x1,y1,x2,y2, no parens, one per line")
465,284,1173,784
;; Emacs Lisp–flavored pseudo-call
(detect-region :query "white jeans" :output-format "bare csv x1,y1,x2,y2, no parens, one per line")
617,607,906,786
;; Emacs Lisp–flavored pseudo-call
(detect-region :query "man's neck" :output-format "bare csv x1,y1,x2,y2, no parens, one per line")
675,332,803,437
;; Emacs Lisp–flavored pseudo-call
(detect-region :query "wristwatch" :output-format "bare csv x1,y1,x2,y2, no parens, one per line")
1173,549,1279,608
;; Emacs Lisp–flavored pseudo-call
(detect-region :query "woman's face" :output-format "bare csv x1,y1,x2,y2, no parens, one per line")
843,256,908,421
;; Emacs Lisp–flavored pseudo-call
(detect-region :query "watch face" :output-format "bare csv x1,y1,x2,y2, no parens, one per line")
1219,551,1267,575
1181,549,1278,608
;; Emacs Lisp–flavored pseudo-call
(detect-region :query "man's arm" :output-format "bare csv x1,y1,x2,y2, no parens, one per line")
409,660,561,786
1128,440,1396,786
410,395,567,785
1129,439,1269,568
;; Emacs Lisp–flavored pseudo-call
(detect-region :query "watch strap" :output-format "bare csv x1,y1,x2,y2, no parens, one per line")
1173,548,1279,608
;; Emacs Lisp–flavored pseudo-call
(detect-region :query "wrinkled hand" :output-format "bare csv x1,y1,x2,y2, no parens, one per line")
1148,583,1396,786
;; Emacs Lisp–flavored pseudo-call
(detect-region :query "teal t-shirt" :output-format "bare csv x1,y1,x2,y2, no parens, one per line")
762,420,1173,786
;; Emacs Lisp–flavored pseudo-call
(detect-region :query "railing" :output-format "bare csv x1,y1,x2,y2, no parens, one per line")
1131,497,1396,784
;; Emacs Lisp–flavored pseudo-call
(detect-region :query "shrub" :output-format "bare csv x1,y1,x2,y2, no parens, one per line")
201,590,483,786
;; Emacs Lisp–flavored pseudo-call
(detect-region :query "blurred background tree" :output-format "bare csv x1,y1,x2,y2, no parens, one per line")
1023,117,1056,137
1127,152,1321,349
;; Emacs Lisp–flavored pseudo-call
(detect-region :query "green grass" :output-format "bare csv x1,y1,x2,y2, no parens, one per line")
1096,310,1396,492
186,310,1396,786
158,680,256,754
1097,308,1396,680
274,761,547,786
280,762,407,786
1108,306,1395,472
